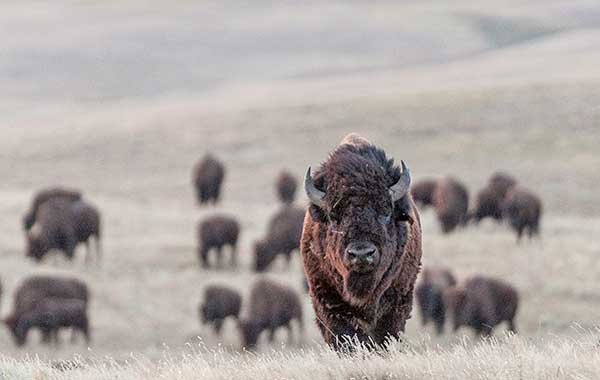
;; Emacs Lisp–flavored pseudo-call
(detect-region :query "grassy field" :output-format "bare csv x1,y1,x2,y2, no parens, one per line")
2,1,600,378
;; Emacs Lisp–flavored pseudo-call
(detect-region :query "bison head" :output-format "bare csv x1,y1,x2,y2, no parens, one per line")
238,320,262,348
25,225,46,262
3,314,26,346
253,240,276,272
304,142,413,305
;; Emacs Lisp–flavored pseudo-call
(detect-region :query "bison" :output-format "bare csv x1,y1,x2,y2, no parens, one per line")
197,215,240,269
192,154,225,205
301,133,422,350
254,206,305,272
276,170,298,205
432,177,469,234
10,298,90,346
414,266,457,335
501,186,542,242
410,179,437,209
469,172,517,224
199,285,242,336
238,279,303,348
4,275,89,345
444,276,518,336
26,198,102,263
23,187,82,231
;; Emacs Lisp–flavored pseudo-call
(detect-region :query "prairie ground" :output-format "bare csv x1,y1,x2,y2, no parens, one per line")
1,0,600,378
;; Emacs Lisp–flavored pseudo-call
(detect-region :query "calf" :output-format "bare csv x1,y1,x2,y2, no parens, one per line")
197,215,240,268
199,285,242,336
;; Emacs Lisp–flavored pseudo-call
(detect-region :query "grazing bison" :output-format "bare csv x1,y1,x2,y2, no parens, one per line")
415,266,457,335
432,177,469,233
71,200,102,263
276,170,298,205
4,275,89,345
301,133,422,350
501,186,542,242
444,276,518,336
23,187,82,231
469,172,517,224
410,179,437,209
238,279,303,348
192,154,225,205
197,215,240,268
254,206,305,272
199,285,242,336
10,298,90,346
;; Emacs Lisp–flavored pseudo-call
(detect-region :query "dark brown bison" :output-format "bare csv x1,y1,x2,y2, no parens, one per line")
501,186,542,242
276,169,298,205
192,154,225,205
199,285,242,336
444,276,518,336
410,179,437,209
301,133,422,350
26,198,102,263
470,172,517,224
238,279,303,349
9,298,90,346
414,266,457,335
4,275,89,345
254,206,305,272
432,177,469,234
23,187,82,231
197,215,240,268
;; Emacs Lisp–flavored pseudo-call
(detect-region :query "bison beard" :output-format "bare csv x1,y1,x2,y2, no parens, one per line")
301,133,422,351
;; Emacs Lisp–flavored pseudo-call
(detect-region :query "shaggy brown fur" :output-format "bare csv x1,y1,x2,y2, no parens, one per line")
415,266,457,335
276,170,298,205
197,215,240,268
23,187,82,231
10,298,90,346
301,134,422,350
470,172,518,224
410,179,437,209
432,177,469,234
444,276,518,336
199,285,242,336
238,279,303,349
71,200,102,263
4,275,89,345
501,186,542,242
192,154,225,205
254,206,305,272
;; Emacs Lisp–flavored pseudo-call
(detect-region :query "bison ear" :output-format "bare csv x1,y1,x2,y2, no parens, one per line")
308,204,328,223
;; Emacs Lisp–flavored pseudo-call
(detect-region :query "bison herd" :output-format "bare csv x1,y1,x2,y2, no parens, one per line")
0,133,539,351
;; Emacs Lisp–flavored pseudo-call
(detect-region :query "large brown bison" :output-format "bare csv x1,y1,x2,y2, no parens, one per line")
254,206,305,272
410,179,437,209
238,279,303,349
470,172,517,224
276,170,298,205
192,154,225,205
501,186,542,242
10,298,90,346
26,199,102,263
197,215,240,268
301,133,422,350
3,275,89,345
23,187,82,231
415,266,457,335
199,285,242,336
432,177,469,234
444,276,518,336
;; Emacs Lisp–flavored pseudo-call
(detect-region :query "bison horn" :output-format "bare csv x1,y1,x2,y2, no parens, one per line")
304,166,326,208
389,160,411,202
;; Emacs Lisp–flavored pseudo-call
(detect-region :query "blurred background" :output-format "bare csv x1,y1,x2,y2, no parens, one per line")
1,0,599,362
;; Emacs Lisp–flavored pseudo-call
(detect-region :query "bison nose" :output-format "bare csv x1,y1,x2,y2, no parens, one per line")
345,242,379,268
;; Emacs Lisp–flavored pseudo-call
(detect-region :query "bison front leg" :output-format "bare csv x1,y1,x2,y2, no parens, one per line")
318,315,371,352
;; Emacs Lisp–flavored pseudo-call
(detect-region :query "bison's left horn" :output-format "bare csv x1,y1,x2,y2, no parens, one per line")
304,166,326,208
389,160,411,202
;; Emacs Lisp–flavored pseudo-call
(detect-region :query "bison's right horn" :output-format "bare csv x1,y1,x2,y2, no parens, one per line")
304,167,326,209
389,160,411,202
